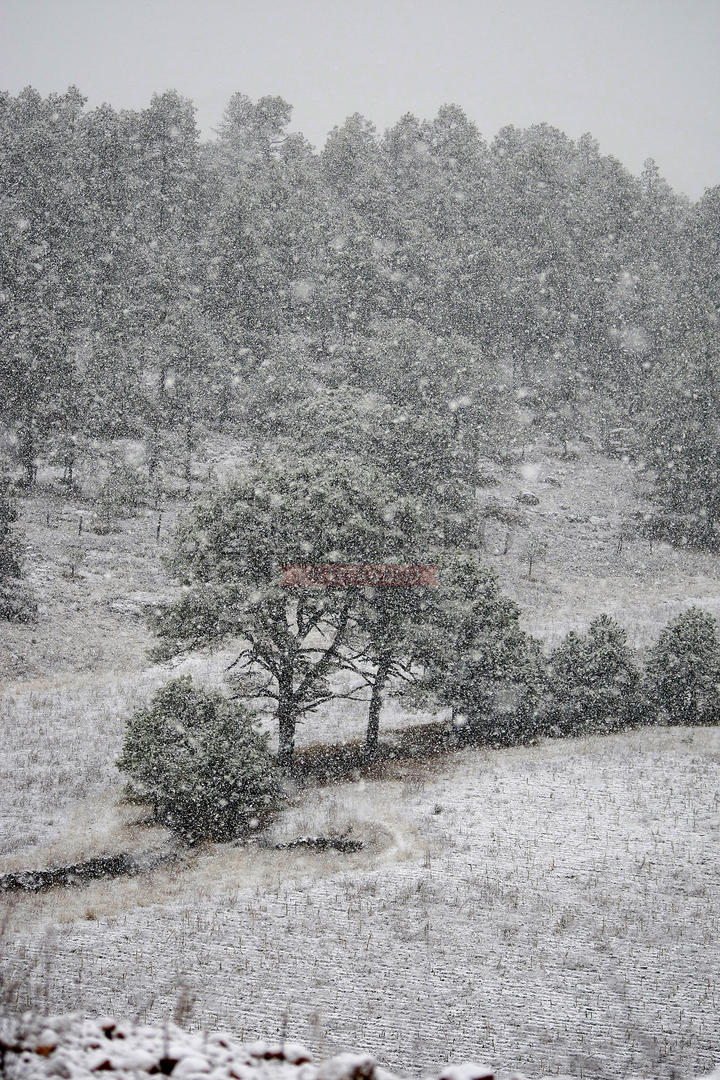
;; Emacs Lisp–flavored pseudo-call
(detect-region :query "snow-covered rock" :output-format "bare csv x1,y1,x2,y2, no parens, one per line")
316,1055,376,1080
437,1066,494,1080
1,1015,717,1080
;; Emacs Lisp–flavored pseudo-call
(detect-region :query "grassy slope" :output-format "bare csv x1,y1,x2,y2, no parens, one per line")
2,443,720,1079
2,440,720,853
483,448,720,649
3,442,720,687
5,727,720,1080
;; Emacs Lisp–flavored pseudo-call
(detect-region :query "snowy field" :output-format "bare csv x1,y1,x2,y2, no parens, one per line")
2,454,719,1080
3,726,720,1080
0,655,436,859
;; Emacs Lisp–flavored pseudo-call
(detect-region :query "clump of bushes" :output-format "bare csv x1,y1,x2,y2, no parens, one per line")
639,510,720,552
406,557,546,747
539,614,644,737
522,608,720,739
117,677,282,844
0,578,38,623
644,607,720,725
119,610,720,841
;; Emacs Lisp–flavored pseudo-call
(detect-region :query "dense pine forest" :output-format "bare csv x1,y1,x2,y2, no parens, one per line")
1,87,719,545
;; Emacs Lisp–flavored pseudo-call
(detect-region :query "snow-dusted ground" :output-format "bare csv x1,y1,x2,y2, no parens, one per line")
0,659,430,858
3,727,720,1080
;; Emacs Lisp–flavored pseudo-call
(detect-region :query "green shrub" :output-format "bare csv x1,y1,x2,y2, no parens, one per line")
117,677,282,843
644,607,720,725
409,556,546,746
539,614,643,737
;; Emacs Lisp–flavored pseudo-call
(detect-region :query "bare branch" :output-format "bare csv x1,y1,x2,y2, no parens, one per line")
225,649,252,671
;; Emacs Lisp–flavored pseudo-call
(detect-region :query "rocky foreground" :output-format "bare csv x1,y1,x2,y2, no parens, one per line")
0,1016,718,1080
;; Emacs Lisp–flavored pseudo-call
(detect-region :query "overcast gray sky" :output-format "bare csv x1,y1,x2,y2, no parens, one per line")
2,0,719,199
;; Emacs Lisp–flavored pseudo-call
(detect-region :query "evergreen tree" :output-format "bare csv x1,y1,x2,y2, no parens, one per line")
644,332,720,548
686,184,720,327
0,87,88,481
539,614,642,737
0,474,21,582
409,554,543,744
152,455,427,766
0,472,36,622
117,677,281,842
645,608,720,726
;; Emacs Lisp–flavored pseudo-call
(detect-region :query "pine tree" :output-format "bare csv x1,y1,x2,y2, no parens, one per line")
0,87,88,482
408,554,544,744
644,332,720,549
117,677,281,843
0,472,36,622
152,455,426,767
645,608,720,726
540,614,642,736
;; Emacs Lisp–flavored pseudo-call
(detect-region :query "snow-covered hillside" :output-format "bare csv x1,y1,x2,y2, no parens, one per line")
3,728,720,1080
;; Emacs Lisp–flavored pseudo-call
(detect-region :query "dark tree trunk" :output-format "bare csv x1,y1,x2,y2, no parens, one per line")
364,653,393,759
277,700,296,770
183,422,194,497
147,425,161,479
19,424,36,486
